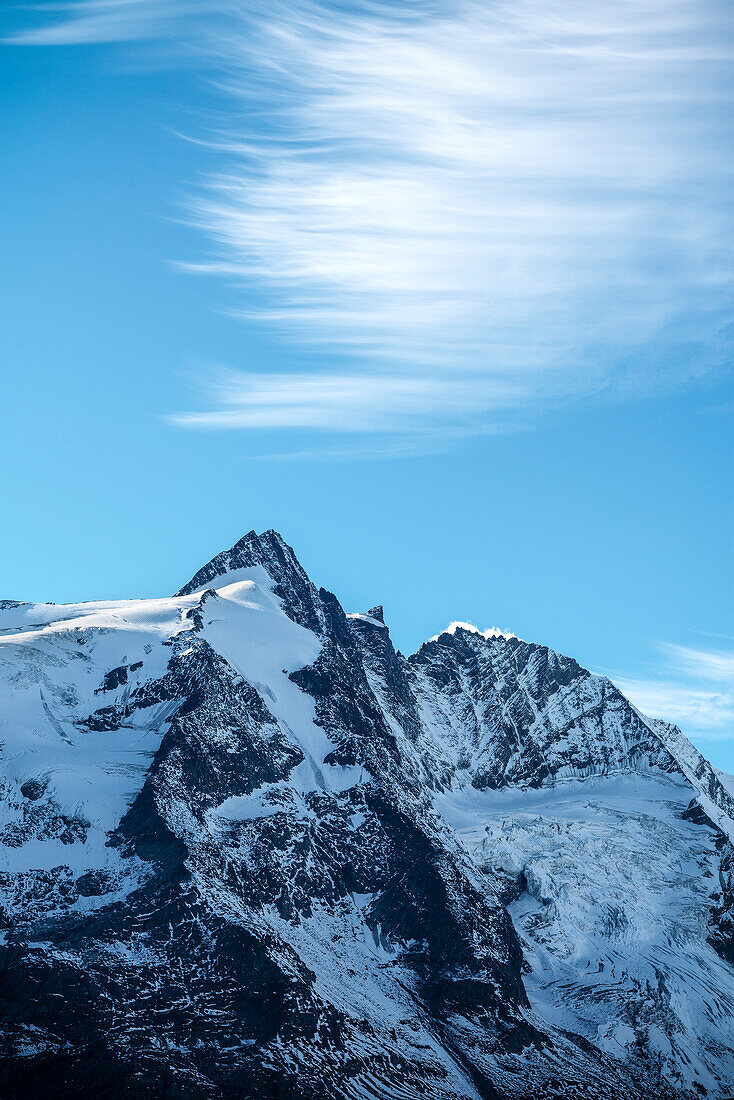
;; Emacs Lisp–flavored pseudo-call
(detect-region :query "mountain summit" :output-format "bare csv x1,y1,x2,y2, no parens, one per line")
0,531,732,1099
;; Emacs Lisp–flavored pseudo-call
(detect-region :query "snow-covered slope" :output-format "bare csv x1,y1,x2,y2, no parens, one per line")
0,531,731,1099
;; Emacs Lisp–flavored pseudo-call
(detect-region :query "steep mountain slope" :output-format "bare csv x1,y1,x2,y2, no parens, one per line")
0,531,731,1099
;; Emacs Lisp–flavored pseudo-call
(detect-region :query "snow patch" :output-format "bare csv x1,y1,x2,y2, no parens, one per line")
347,612,387,629
430,621,518,643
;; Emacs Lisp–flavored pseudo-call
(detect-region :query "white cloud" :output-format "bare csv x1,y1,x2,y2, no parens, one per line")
6,0,201,46
10,1,734,438
181,0,734,433
168,365,528,433
612,642,734,742
660,643,734,682
431,622,520,643
170,368,462,431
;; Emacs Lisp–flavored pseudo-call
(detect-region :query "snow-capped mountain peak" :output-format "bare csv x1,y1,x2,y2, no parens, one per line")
176,528,325,632
0,530,732,1099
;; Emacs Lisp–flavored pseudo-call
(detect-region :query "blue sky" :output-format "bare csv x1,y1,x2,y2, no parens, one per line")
2,0,733,766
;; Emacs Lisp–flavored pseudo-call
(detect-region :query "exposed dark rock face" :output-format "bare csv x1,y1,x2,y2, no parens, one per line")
0,531,731,1099
405,629,679,789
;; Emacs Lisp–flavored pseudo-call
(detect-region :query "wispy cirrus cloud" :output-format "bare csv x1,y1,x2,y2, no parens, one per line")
177,0,734,436
169,365,527,433
9,0,734,442
5,0,203,45
613,642,734,743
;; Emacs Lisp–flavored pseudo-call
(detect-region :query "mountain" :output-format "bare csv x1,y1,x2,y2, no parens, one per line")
0,530,732,1100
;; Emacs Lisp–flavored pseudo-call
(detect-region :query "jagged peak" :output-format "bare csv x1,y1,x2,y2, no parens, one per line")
176,530,301,596
347,608,388,630
176,529,324,633
428,621,520,644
